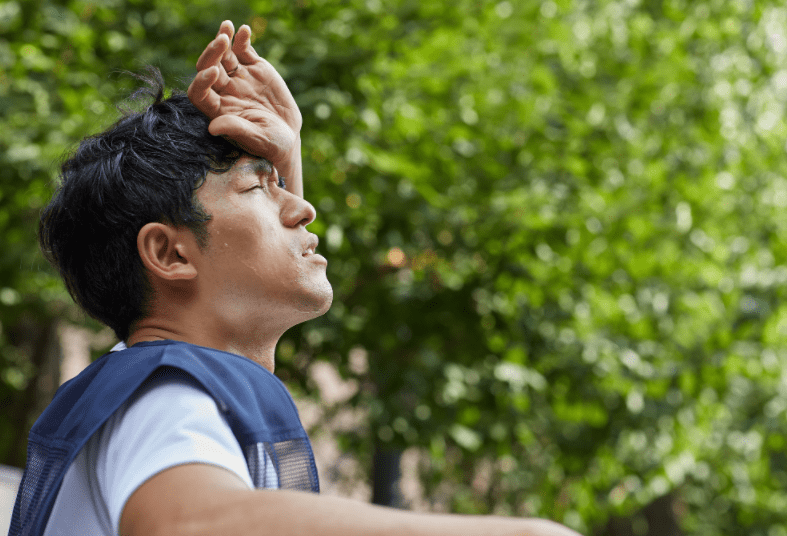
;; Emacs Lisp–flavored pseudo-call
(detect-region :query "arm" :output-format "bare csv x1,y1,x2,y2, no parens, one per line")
120,463,583,536
187,21,304,197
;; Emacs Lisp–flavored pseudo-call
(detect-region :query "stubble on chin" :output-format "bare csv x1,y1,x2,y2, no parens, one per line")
293,274,333,316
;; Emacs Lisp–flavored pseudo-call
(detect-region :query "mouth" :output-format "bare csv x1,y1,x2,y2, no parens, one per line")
303,234,319,257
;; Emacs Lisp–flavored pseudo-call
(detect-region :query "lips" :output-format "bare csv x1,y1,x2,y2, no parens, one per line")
303,234,319,257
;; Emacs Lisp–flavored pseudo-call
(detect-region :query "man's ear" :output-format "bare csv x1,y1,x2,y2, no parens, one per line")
137,222,199,281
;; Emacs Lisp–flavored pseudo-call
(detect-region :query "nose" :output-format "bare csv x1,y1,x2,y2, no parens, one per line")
281,191,317,227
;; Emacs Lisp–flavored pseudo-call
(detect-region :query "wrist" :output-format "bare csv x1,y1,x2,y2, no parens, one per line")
275,134,301,176
279,133,303,197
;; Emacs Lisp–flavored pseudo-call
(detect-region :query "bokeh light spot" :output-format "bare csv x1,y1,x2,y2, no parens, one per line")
386,247,407,267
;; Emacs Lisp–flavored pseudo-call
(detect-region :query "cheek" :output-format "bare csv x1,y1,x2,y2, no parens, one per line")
211,211,266,248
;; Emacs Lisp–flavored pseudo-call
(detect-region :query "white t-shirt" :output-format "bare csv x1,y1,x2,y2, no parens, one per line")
42,373,254,536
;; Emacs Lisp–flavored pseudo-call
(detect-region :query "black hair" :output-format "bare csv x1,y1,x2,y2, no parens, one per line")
39,68,243,341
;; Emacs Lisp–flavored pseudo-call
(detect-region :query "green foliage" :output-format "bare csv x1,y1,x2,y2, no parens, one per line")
2,0,787,533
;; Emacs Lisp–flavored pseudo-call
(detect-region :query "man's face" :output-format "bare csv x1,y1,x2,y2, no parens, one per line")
192,155,332,339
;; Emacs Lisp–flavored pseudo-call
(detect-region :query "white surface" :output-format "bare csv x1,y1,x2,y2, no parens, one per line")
0,464,23,535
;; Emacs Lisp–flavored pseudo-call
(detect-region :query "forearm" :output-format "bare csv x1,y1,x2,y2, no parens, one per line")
163,489,581,536
123,462,582,536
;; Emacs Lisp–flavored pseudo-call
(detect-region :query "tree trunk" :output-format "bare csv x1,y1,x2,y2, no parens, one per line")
597,493,684,536
371,445,405,508
4,317,61,468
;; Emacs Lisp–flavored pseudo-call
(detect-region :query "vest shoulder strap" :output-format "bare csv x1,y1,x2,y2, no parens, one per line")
9,340,318,536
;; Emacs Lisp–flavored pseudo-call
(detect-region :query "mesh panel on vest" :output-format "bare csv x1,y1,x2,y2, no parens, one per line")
244,439,319,492
9,438,70,536
245,442,279,489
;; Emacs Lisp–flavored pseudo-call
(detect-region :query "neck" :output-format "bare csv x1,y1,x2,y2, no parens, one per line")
127,322,280,372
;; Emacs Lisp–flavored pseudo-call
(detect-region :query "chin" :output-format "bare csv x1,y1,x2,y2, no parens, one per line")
293,280,333,319
316,290,333,316
310,285,334,317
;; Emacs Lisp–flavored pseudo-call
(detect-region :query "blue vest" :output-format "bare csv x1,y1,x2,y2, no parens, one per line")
9,340,319,536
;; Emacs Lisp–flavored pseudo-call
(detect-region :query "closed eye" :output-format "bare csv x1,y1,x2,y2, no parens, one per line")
244,174,285,192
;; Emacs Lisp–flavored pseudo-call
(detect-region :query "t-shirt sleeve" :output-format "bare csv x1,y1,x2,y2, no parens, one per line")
93,374,254,533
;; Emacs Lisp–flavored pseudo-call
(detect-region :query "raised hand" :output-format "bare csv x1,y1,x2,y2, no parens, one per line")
187,21,302,177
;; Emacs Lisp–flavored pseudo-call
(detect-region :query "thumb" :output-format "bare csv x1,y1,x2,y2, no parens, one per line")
208,115,294,162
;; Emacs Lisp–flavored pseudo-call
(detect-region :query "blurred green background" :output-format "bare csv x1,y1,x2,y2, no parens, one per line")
3,0,787,534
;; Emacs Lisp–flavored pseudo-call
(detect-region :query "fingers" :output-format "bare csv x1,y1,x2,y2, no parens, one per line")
233,25,261,65
221,50,240,75
196,21,238,73
219,20,240,74
208,115,260,143
208,115,294,162
200,21,259,75
187,67,221,116
209,115,267,156
196,34,229,71
221,56,240,75
217,20,235,41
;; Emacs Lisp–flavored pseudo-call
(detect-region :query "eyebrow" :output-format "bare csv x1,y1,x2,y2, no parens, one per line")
238,157,273,177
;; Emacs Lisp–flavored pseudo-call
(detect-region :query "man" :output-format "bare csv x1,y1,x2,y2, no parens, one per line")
11,21,582,536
